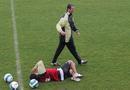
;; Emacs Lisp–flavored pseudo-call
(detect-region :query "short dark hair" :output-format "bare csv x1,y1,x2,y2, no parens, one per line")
30,74,38,80
66,4,74,11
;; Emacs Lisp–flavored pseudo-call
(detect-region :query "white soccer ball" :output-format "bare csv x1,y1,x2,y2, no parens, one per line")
4,73,13,83
9,81,19,90
29,79,39,88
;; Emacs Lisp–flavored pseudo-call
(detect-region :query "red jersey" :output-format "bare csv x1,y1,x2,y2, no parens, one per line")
39,68,60,82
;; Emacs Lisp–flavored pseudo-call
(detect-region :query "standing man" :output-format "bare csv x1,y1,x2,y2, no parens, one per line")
51,4,87,66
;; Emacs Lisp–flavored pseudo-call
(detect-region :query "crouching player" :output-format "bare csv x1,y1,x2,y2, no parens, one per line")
30,60,83,82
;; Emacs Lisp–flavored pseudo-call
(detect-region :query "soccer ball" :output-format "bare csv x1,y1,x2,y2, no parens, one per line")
9,81,19,90
4,73,13,83
29,79,39,88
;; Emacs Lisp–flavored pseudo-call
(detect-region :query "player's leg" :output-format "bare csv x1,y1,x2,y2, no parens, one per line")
51,36,65,65
61,60,82,82
67,60,77,74
67,60,82,82
68,60,83,78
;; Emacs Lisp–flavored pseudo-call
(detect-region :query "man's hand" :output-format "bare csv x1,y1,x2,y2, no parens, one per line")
60,31,66,36
76,31,80,37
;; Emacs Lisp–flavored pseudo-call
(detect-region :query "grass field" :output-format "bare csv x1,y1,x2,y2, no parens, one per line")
0,0,130,90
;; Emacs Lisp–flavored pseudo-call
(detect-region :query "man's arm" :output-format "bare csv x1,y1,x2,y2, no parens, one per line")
68,15,78,32
56,13,69,36
56,21,66,36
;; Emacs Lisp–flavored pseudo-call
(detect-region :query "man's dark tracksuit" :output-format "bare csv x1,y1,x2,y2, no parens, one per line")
52,13,82,64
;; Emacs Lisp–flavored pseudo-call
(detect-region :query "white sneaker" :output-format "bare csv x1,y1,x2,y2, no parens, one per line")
80,60,87,64
74,73,83,78
71,77,80,82
76,73,83,78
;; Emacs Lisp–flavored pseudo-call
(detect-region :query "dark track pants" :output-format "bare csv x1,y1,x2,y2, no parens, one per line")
52,35,81,64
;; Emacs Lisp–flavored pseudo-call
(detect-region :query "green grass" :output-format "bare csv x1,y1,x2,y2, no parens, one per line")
0,0,130,90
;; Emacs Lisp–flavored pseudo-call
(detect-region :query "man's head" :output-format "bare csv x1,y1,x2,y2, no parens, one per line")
66,4,75,14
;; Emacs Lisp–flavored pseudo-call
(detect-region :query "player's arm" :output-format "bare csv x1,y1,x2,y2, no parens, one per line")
31,64,38,74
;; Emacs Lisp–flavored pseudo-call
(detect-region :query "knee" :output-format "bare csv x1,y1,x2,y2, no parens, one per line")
67,60,74,64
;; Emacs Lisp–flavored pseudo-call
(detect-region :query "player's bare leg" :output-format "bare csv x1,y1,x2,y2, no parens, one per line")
68,60,83,81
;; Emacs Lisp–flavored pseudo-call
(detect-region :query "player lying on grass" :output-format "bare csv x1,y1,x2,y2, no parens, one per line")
30,60,83,82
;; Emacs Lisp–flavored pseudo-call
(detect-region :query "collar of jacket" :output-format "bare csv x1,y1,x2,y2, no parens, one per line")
66,12,72,17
